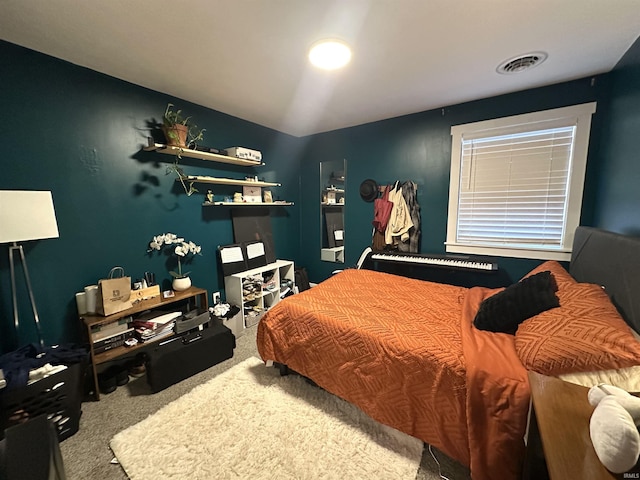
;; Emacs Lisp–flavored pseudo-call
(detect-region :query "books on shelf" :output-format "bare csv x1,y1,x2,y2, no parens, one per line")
135,322,176,343
132,310,182,343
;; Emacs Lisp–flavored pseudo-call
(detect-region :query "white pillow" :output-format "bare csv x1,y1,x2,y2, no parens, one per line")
560,365,640,392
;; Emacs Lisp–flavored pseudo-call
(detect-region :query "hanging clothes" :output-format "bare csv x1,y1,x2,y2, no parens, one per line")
371,183,390,252
372,185,393,233
398,181,420,253
385,181,414,247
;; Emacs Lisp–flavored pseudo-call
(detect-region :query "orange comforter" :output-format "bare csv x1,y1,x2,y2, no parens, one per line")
257,269,530,479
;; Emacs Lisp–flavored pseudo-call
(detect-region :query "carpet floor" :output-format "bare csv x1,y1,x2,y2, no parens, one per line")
111,357,423,479
59,325,471,479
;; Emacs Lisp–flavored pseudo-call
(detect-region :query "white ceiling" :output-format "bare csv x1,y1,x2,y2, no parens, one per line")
1,1,639,137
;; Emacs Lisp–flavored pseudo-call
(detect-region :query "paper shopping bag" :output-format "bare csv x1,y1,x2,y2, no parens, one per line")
96,267,132,316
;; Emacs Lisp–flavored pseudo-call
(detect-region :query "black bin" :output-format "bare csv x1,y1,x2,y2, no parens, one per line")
0,362,84,442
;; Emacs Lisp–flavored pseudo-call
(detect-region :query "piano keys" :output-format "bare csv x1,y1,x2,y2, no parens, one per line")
370,252,498,271
358,249,509,288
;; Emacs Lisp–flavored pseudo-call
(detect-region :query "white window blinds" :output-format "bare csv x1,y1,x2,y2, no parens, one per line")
457,126,574,249
446,102,596,261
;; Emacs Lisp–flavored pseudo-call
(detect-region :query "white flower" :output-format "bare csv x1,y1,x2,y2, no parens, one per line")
147,232,202,278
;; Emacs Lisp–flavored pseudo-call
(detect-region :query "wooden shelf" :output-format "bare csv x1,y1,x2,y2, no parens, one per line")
144,142,265,167
82,287,207,328
81,286,208,400
180,175,280,187
321,203,345,207
144,140,293,207
202,201,294,207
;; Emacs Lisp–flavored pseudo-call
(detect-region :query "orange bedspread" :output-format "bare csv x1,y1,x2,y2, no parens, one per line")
460,286,530,480
257,269,530,479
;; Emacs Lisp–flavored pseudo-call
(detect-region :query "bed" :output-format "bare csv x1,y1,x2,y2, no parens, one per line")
256,226,640,480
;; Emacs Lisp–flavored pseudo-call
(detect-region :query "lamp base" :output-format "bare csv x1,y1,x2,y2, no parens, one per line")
9,242,45,349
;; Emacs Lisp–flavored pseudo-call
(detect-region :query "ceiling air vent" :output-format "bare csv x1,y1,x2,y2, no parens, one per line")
497,52,548,74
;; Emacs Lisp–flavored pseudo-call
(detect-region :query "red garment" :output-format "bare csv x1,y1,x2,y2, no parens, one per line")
372,185,393,233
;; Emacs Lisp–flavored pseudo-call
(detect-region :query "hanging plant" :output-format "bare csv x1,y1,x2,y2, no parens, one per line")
161,103,206,195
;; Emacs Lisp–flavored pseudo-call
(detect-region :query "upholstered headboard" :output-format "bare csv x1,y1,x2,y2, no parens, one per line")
570,226,640,333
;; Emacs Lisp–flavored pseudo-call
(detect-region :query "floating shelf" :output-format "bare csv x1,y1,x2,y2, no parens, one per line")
203,201,294,207
321,203,345,207
144,141,265,166
180,175,280,187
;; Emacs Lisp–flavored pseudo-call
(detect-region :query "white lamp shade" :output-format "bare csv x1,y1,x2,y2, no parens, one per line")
0,190,60,243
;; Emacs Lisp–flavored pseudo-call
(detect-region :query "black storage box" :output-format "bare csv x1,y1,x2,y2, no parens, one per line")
0,363,84,442
145,321,235,393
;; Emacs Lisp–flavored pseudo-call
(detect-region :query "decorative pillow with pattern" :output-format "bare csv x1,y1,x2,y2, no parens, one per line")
515,282,640,375
520,260,576,291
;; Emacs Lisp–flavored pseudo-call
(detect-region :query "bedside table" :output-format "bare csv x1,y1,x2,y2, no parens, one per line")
524,371,640,479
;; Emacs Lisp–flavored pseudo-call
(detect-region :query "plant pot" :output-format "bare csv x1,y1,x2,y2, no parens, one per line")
162,124,189,147
172,276,192,292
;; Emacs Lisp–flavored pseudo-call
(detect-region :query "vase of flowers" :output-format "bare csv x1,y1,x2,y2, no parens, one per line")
148,233,202,291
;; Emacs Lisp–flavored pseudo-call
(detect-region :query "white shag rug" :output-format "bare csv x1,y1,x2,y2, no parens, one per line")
111,357,423,480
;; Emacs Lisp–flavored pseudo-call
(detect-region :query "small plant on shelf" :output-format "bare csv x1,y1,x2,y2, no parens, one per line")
166,161,198,196
161,103,206,196
162,103,206,148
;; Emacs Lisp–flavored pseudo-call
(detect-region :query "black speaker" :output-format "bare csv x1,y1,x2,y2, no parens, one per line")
145,321,235,393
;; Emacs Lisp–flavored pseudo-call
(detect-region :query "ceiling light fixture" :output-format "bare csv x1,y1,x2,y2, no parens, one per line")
308,40,352,70
497,52,548,74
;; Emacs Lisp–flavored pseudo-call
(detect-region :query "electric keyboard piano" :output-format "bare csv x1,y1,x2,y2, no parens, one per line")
358,249,508,288
369,252,497,271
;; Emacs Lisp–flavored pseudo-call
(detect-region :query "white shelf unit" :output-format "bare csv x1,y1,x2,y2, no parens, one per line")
224,260,295,331
321,246,345,262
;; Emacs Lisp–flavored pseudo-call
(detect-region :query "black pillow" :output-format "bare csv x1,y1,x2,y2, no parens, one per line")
473,271,559,334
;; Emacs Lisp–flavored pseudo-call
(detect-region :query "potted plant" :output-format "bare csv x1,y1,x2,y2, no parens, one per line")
147,233,202,291
161,103,205,148
161,103,206,196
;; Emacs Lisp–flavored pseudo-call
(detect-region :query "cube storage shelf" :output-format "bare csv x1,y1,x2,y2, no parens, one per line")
224,260,295,332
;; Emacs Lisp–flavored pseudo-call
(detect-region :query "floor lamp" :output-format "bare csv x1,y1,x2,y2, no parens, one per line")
0,191,59,350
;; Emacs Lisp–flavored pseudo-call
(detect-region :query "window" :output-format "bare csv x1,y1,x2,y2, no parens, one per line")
446,102,596,261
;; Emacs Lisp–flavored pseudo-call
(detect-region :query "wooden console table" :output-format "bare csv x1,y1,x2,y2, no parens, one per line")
81,287,208,400
525,371,640,479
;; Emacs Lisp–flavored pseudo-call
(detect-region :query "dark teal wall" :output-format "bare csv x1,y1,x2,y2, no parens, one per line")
593,36,640,235
0,41,301,353
299,77,612,283
2,35,639,353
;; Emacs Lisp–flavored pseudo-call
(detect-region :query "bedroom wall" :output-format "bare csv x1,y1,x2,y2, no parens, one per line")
2,36,638,353
592,35,640,234
298,77,612,284
0,40,302,353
